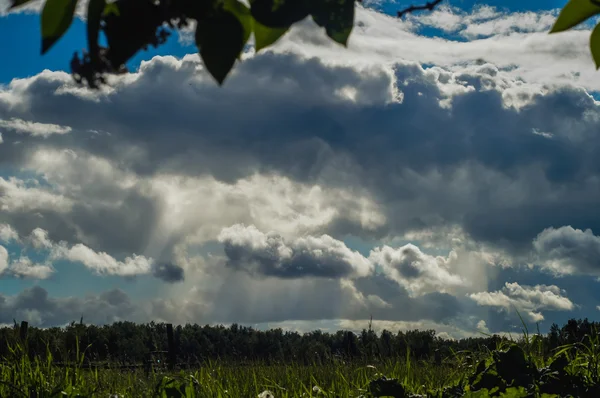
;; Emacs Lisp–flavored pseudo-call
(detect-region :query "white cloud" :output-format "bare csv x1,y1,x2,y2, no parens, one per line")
0,223,19,243
0,245,8,274
0,239,53,279
0,118,71,138
267,6,600,92
459,11,557,38
28,227,52,249
7,256,54,279
369,244,464,296
533,226,600,275
476,319,490,333
218,224,374,279
53,243,153,277
408,5,559,38
408,5,466,32
468,282,574,322
1,225,156,278
1,146,385,273
0,176,72,213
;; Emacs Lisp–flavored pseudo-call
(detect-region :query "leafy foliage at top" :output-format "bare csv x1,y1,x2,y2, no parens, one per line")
7,0,363,87
3,0,600,87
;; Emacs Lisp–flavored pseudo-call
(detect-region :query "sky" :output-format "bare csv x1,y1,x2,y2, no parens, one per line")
1,0,600,339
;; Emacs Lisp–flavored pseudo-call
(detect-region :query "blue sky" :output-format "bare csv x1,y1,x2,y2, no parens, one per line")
2,0,600,338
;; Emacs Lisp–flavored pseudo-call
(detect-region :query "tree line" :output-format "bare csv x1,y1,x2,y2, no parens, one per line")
0,318,597,366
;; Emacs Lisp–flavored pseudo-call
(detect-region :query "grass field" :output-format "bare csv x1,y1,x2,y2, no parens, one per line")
2,331,600,397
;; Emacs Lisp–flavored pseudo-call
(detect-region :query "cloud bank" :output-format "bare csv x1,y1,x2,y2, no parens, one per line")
0,3,598,335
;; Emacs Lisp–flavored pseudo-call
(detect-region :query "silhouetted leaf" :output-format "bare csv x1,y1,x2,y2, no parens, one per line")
224,0,253,58
196,0,251,84
311,0,355,46
549,353,569,373
368,376,406,397
254,20,289,52
41,0,79,54
550,0,600,33
591,23,600,69
250,0,310,28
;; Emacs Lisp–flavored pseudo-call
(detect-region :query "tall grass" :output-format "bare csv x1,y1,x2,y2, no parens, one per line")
2,331,600,397
0,340,463,397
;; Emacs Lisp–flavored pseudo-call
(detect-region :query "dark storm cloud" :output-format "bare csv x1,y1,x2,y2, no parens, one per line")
152,263,185,282
1,50,600,271
0,286,143,327
171,268,465,325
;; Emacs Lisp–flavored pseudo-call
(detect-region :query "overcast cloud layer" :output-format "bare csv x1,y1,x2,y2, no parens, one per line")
1,3,600,336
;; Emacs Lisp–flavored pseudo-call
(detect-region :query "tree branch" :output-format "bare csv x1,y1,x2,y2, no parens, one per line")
397,0,445,18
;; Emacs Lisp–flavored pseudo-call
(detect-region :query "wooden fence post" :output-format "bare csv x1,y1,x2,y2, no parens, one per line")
19,321,28,342
166,323,176,370
19,321,29,355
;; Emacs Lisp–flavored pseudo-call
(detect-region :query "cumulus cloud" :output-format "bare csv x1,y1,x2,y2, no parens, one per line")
263,6,600,91
369,244,464,296
532,226,600,276
0,224,177,280
54,243,154,277
0,142,385,276
28,227,52,249
32,227,167,278
218,224,373,279
6,256,54,279
0,245,8,274
3,52,600,258
153,253,465,325
476,319,490,334
468,282,574,322
0,176,73,213
0,223,18,243
0,48,595,328
0,118,71,138
2,2,600,330
0,240,53,279
408,5,559,39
